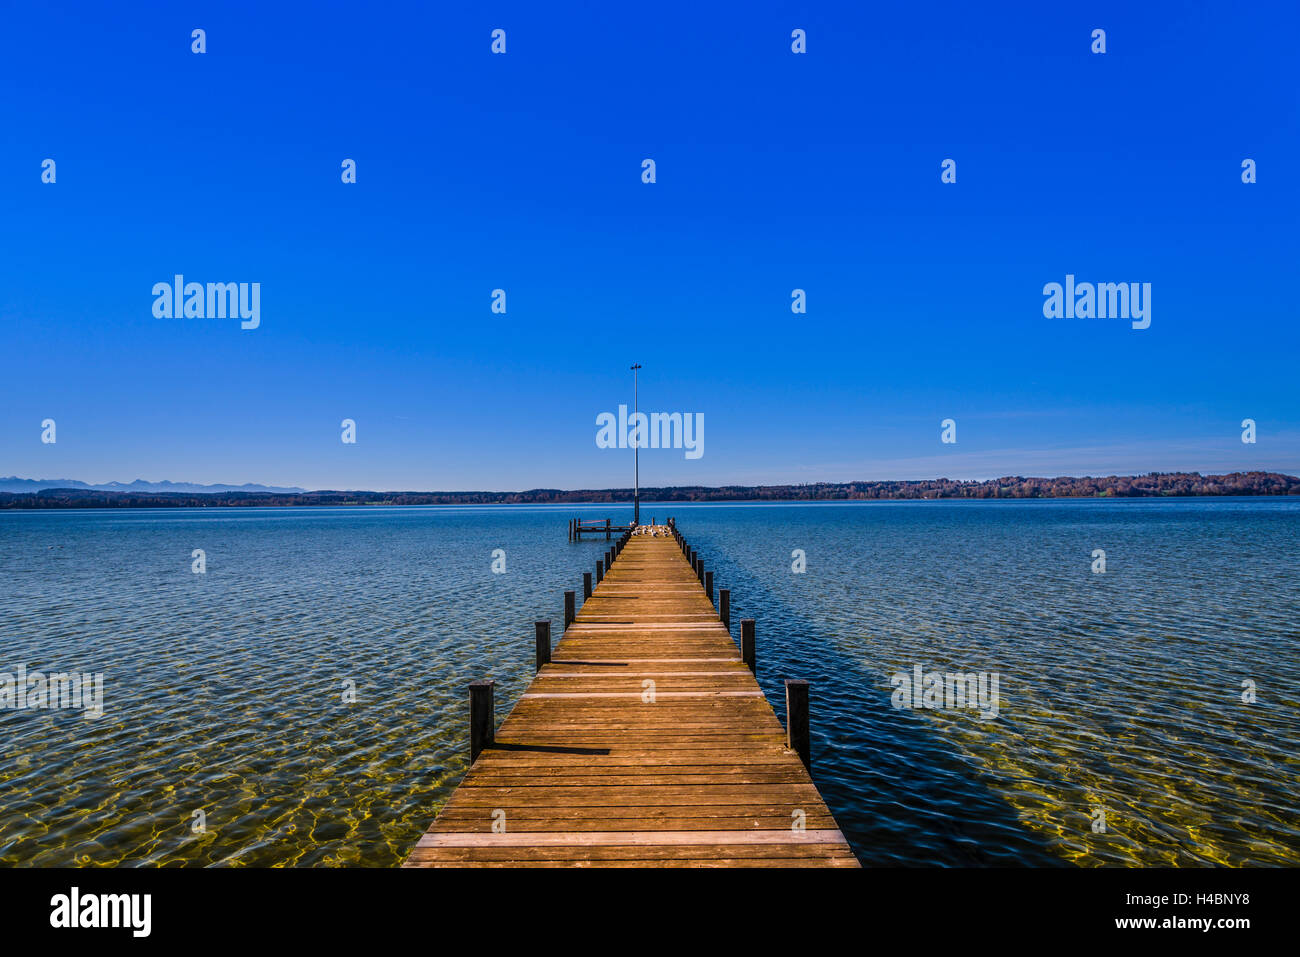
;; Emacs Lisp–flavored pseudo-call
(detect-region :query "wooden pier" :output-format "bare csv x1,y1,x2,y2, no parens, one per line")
568,517,635,542
404,524,859,868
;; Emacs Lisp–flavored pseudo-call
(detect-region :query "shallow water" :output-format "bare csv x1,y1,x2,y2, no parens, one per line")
1,499,1296,866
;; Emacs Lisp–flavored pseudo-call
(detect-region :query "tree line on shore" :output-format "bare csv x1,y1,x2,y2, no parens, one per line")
1,471,1296,509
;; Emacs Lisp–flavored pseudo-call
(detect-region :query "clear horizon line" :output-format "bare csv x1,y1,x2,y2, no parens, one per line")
4,468,1298,496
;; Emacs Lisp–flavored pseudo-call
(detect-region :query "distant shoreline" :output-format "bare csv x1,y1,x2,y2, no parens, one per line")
1,471,1296,509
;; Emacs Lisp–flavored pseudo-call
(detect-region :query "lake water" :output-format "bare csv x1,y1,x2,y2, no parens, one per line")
1,498,1296,866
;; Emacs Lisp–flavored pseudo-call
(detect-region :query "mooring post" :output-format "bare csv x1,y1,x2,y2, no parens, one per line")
785,679,810,771
719,588,730,630
741,618,755,673
606,518,611,541
564,590,575,630
583,571,592,600
534,621,551,673
696,558,704,585
705,569,713,602
596,559,604,583
469,680,495,764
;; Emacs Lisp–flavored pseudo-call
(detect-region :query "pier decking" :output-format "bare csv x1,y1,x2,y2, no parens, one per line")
404,528,859,867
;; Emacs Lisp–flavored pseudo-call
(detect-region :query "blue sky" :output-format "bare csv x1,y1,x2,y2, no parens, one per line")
2,1,1296,491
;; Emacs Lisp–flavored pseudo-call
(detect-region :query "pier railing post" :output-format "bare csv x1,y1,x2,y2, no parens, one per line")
564,590,575,630
696,558,704,585
596,559,604,583
719,588,730,629
535,621,551,673
583,572,592,600
741,618,755,673
469,680,495,764
785,679,810,771
705,569,713,602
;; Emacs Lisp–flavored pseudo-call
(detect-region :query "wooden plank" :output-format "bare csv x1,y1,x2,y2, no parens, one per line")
403,530,858,868
415,829,849,848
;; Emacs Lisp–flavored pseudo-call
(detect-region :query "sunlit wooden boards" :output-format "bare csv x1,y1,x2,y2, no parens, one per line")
403,533,859,867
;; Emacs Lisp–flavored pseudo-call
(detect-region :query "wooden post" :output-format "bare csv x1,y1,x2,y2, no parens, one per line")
583,572,592,600
741,618,755,673
705,570,713,602
605,518,611,541
564,590,575,630
719,588,730,630
469,680,495,764
534,621,551,673
696,558,704,584
596,559,604,583
785,679,810,771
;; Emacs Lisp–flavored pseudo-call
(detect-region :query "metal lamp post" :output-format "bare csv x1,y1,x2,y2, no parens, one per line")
630,363,641,526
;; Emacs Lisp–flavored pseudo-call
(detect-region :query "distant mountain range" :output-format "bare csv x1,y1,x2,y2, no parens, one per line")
0,477,306,495
0,472,1296,508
